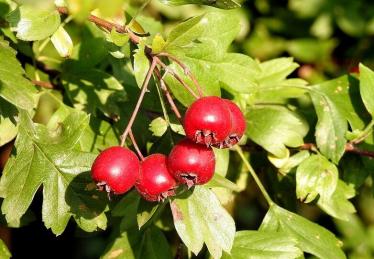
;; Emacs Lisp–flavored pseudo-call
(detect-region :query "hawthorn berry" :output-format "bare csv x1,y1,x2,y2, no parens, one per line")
91,146,140,194
183,96,232,147
136,154,177,202
220,99,246,148
168,138,215,187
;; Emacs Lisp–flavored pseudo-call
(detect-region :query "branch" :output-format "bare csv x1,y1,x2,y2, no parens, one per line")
56,7,140,44
300,143,374,158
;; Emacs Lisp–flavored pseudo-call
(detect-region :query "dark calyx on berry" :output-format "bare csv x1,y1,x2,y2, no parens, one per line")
136,154,177,202
168,138,215,188
184,96,232,147
216,99,246,148
91,146,140,195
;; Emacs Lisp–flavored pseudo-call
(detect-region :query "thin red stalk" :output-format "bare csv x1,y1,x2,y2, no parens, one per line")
157,52,204,97
120,58,158,146
154,67,182,120
56,7,140,44
129,129,144,160
155,57,199,99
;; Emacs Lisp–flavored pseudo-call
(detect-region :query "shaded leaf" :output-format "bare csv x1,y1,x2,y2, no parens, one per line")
0,238,10,259
0,97,18,146
160,0,240,9
133,43,150,89
0,38,38,110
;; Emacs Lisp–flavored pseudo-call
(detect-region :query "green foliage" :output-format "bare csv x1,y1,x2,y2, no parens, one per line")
0,0,373,258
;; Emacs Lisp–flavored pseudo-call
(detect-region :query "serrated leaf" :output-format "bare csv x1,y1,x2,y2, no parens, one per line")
163,11,259,106
246,106,309,157
170,186,235,259
6,5,60,41
359,63,374,116
149,117,184,137
51,26,73,58
317,180,356,221
0,238,10,259
160,0,240,9
0,38,38,110
0,110,107,234
134,43,150,88
296,154,338,203
310,79,348,163
0,97,18,146
222,230,302,259
260,205,345,259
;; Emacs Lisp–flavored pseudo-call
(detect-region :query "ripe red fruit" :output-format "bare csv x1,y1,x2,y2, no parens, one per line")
136,154,177,202
220,99,246,148
91,146,140,194
184,96,232,146
168,139,215,187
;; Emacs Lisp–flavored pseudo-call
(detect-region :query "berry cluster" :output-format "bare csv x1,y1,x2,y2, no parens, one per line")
91,96,245,202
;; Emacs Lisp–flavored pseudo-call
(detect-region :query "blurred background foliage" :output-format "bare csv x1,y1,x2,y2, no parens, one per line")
0,0,374,258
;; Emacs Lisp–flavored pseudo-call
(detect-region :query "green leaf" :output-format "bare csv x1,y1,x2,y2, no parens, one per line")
205,174,239,191
0,238,10,259
51,26,73,58
260,205,345,259
0,38,38,110
62,69,127,115
133,43,150,88
246,106,309,157
0,97,18,146
0,110,107,234
170,186,235,258
149,117,184,137
160,0,240,9
296,154,338,203
6,5,60,41
269,150,310,174
359,63,374,116
317,180,356,221
102,226,172,259
222,230,302,259
310,79,349,163
137,200,160,229
112,190,141,231
163,11,258,106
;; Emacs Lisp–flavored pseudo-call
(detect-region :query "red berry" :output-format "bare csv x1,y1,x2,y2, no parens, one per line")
168,139,215,187
91,146,140,194
136,154,177,202
220,99,246,148
184,96,232,146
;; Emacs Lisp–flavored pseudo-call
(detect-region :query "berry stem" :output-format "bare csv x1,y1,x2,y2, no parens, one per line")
235,146,274,206
155,57,200,99
154,67,182,120
129,129,144,160
120,58,158,146
157,52,204,97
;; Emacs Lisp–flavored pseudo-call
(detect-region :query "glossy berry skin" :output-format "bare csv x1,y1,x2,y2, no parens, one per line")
168,139,215,187
221,99,246,148
136,154,177,202
91,146,140,194
184,96,232,146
